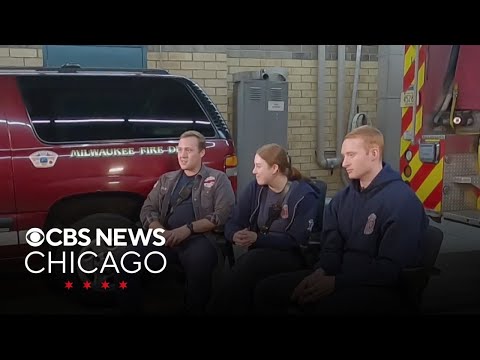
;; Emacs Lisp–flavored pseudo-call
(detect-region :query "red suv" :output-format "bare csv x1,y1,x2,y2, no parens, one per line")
0,65,237,264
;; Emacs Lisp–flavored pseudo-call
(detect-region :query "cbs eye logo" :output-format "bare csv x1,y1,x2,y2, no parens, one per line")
25,228,45,247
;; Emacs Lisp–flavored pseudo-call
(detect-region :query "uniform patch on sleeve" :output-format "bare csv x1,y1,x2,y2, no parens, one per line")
204,176,216,188
364,213,377,235
307,219,314,232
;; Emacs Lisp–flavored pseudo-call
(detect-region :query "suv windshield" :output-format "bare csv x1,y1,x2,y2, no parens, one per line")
17,75,217,143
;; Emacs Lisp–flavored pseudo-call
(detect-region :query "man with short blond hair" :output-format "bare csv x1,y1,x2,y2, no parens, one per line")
254,125,429,315
344,124,384,155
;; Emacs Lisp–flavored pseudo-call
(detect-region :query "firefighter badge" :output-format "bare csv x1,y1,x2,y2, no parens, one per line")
364,213,377,235
203,176,216,188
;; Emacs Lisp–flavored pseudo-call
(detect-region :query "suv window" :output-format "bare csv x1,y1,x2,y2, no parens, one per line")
17,75,217,143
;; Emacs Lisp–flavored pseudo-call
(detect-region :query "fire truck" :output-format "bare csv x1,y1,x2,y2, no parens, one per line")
399,45,480,227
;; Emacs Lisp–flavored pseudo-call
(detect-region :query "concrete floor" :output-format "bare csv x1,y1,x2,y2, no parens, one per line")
420,219,480,314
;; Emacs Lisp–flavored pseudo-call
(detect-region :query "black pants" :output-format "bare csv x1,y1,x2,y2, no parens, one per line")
208,248,305,315
254,270,404,315
115,234,218,314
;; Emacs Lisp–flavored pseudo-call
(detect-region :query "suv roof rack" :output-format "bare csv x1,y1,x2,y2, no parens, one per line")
0,64,170,75
57,63,170,74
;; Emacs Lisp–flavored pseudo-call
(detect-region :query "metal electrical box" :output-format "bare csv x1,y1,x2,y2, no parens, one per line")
232,68,289,196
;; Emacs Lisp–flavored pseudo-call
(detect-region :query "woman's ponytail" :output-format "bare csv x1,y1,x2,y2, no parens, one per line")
288,166,304,181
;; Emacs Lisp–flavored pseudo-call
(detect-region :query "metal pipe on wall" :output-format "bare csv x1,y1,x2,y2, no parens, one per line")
349,45,362,128
316,45,347,171
315,45,330,169
335,45,346,169
341,45,363,185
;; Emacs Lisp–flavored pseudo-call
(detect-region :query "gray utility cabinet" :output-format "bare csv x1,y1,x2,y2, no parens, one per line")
232,68,289,197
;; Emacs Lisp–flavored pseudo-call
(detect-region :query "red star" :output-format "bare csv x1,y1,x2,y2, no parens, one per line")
101,280,110,290
118,281,128,290
83,281,92,290
65,280,73,290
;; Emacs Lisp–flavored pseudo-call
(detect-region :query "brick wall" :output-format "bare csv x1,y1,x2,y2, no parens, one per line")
0,46,43,67
0,45,379,197
149,46,379,196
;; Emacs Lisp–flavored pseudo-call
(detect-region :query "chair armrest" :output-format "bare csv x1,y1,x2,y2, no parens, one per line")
402,266,441,277
400,267,426,282
300,231,323,248
402,267,424,273
211,226,235,267
300,234,322,250
213,224,225,234
299,233,323,268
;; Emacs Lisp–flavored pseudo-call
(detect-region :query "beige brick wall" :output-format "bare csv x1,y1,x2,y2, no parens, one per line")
0,47,43,67
147,51,228,120
226,58,379,196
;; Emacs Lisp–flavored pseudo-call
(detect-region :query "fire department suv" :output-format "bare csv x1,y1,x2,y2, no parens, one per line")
0,65,238,273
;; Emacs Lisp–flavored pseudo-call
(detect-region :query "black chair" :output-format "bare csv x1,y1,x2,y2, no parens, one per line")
300,179,327,267
214,226,235,267
400,225,444,313
288,224,444,315
306,179,327,234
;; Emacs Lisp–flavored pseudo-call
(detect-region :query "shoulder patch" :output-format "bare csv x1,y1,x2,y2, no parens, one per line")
307,219,314,232
364,213,377,235
204,176,216,188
